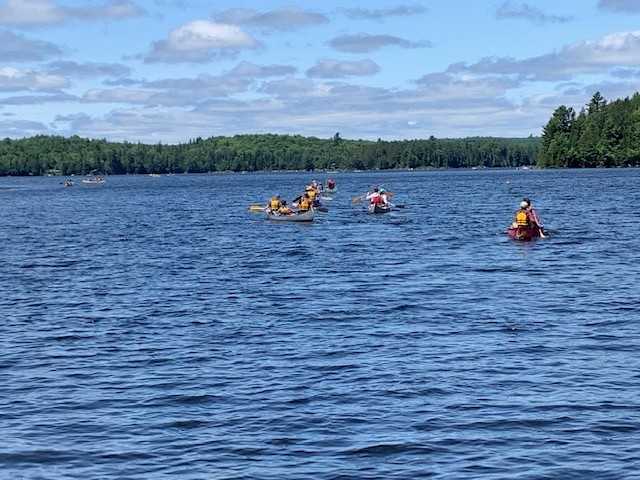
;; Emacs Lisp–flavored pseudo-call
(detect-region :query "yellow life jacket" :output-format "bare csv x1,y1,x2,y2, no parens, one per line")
269,198,280,210
307,189,317,200
299,197,310,210
515,210,529,226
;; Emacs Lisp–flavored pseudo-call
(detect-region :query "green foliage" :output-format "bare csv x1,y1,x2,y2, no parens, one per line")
539,91,640,168
0,132,541,176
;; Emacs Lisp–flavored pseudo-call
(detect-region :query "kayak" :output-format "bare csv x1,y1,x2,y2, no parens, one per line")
267,208,314,222
368,203,391,214
507,225,544,240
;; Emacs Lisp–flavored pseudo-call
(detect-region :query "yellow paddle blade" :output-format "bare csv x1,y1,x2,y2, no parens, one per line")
351,196,362,205
249,205,265,211
385,191,394,198
539,230,546,238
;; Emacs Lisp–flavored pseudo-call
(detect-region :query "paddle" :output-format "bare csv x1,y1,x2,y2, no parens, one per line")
539,228,546,238
249,205,266,211
351,196,363,205
316,206,329,213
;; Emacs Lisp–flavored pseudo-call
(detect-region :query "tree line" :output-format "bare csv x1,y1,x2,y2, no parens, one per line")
0,133,540,176
538,91,640,168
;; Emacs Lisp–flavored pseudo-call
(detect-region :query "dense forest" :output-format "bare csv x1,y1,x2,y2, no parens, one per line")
538,91,640,168
0,133,540,176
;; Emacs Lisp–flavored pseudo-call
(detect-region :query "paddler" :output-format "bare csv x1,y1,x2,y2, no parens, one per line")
267,195,281,212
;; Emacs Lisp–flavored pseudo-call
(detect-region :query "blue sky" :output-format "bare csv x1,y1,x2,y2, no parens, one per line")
2,0,640,144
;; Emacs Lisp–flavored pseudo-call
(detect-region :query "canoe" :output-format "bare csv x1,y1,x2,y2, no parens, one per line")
367,203,391,214
267,208,314,222
507,226,543,240
82,178,105,185
324,187,337,194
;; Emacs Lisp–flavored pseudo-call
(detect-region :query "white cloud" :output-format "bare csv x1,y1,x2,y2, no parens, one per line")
45,61,131,78
0,0,145,28
1,92,78,105
83,88,155,104
0,28,63,61
146,20,260,63
0,66,69,90
448,30,640,81
598,0,640,13
230,61,296,78
214,6,328,31
329,32,431,53
306,59,380,78
342,5,427,21
495,1,572,25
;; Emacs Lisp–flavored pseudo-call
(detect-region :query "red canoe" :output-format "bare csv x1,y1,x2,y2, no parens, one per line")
507,226,544,240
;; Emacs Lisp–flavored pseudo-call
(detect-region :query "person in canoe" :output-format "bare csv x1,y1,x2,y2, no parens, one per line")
523,197,543,228
366,188,389,207
326,178,335,190
277,200,294,215
297,192,312,211
512,198,543,229
379,188,390,204
266,195,282,212
305,185,319,203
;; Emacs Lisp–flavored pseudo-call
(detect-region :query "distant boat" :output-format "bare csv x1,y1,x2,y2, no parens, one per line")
82,177,105,185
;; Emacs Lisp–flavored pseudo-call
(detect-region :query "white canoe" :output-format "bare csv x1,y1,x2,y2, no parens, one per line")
267,208,314,222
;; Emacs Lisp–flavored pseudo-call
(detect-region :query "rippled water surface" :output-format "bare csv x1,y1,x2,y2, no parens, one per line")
1,169,640,479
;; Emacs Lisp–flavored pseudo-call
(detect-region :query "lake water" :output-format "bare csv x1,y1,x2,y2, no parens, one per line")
1,169,639,479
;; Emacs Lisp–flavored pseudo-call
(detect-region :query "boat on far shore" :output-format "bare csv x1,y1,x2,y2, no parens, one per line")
82,177,106,185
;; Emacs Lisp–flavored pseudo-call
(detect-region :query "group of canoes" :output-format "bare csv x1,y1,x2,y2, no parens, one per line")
254,181,546,239
258,179,336,222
